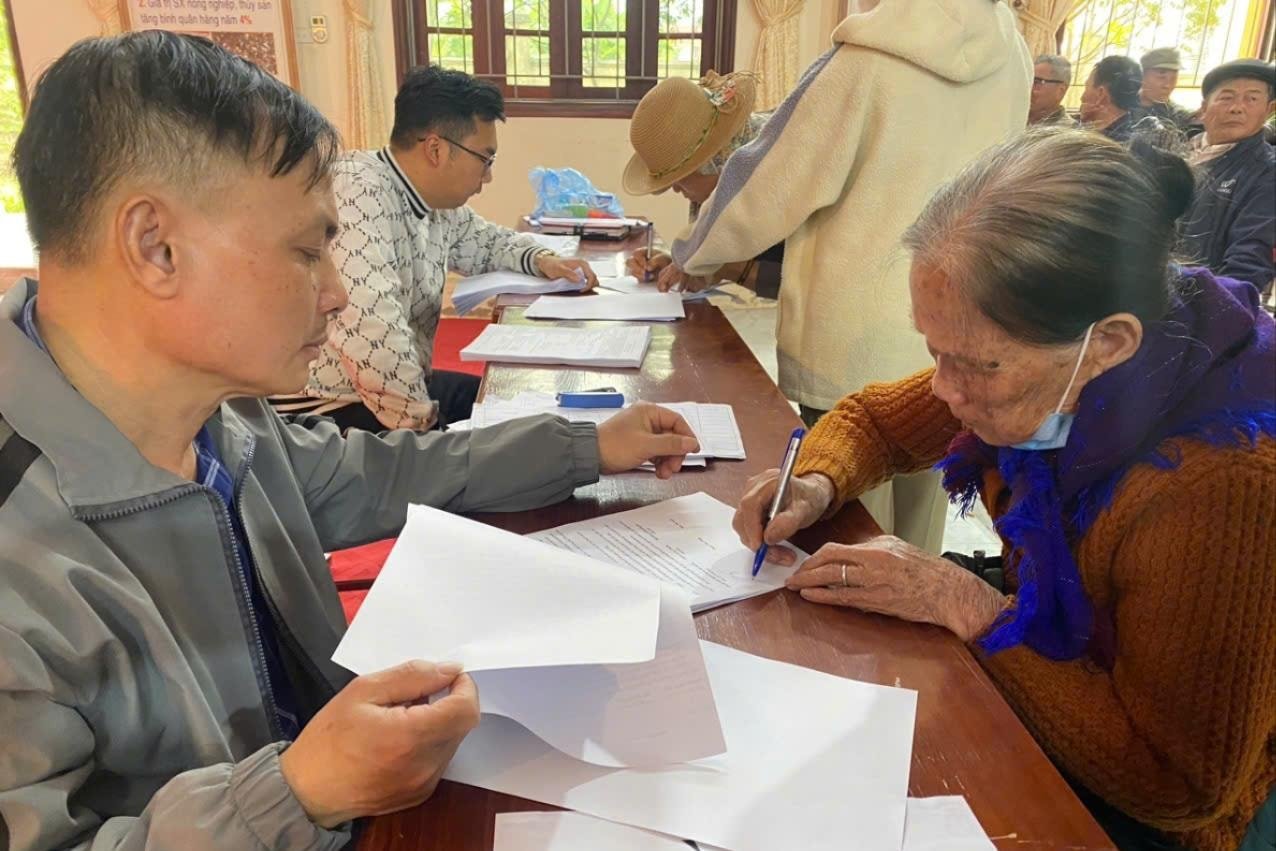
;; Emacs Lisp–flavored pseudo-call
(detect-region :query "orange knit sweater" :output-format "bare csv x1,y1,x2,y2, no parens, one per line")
795,368,1276,851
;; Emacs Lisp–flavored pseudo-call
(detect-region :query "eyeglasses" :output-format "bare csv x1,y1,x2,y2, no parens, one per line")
434,136,497,172
1032,77,1068,87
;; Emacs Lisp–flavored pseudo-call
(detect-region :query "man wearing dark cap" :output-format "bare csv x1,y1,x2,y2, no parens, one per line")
1179,59,1276,292
1139,47,1196,130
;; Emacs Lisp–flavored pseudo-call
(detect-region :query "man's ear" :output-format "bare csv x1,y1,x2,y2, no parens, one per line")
117,194,180,299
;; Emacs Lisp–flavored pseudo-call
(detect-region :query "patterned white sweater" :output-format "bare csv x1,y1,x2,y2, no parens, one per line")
300,147,548,429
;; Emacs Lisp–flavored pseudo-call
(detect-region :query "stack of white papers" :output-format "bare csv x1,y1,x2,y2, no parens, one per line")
525,292,685,322
531,493,803,612
460,324,652,368
492,797,995,851
598,274,724,302
446,639,917,851
461,392,745,462
452,271,588,316
334,505,726,768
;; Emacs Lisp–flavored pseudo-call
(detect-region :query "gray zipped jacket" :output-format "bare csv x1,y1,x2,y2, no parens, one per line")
0,278,600,850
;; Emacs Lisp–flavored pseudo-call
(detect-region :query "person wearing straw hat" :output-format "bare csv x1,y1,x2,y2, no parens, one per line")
622,72,782,296
669,0,1031,554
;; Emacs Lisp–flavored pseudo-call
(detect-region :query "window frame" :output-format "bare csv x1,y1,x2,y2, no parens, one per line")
391,0,737,118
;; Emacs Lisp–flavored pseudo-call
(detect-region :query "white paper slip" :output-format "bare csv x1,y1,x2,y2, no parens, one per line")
598,275,722,302
475,582,724,768
492,797,994,851
446,640,918,851
902,797,996,851
525,292,685,322
452,272,588,317
662,402,745,460
493,812,692,851
460,324,652,368
530,493,805,613
333,504,662,675
468,394,745,462
524,233,581,253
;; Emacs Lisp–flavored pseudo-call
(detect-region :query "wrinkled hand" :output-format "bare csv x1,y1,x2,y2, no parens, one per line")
785,536,1009,642
535,254,598,290
626,248,673,281
733,471,835,566
280,660,479,828
655,263,713,293
596,402,700,479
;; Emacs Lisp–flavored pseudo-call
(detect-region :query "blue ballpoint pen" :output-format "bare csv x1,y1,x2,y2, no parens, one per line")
751,427,806,576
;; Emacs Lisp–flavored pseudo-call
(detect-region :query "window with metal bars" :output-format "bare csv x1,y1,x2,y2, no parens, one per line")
391,0,737,116
1058,0,1272,108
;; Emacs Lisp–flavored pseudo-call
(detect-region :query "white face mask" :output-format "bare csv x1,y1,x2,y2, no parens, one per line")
1010,323,1096,451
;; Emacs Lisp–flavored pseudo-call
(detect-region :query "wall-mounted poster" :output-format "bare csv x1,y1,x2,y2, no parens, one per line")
118,0,299,86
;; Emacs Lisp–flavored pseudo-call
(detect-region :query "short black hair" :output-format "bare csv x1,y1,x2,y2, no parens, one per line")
1092,56,1144,111
13,31,340,264
390,65,505,149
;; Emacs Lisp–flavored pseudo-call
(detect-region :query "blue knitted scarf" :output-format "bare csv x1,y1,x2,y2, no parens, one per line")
936,270,1276,661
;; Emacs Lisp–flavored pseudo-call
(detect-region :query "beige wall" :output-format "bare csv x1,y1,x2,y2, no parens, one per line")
9,0,843,239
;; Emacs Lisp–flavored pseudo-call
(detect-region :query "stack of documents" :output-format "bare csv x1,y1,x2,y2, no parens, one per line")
452,271,589,316
458,392,745,463
460,324,652,368
524,291,685,322
531,493,805,612
492,796,996,851
598,274,724,302
445,640,916,851
334,501,919,851
334,504,726,768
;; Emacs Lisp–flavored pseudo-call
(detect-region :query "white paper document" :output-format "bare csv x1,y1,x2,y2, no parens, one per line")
460,324,652,368
525,292,686,322
492,796,993,851
333,504,661,674
446,640,918,851
901,797,996,851
524,233,581,253
598,275,722,302
451,272,589,317
493,811,692,851
531,493,805,612
476,582,725,768
332,505,725,768
467,393,745,462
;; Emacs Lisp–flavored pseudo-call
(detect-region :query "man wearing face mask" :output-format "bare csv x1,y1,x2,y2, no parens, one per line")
278,66,599,432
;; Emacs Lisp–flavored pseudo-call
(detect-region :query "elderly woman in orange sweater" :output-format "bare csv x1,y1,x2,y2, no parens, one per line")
736,129,1275,851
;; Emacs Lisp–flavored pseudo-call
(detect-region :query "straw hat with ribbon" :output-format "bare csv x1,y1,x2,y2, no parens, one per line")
623,70,759,195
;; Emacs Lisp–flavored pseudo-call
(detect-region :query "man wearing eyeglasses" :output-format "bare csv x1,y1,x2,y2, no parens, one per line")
282,66,598,433
1029,54,1075,127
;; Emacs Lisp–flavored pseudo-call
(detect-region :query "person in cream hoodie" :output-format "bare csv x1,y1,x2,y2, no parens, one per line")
671,0,1030,551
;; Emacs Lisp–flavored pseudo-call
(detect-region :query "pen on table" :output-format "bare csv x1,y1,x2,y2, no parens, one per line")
644,221,655,282
751,426,806,577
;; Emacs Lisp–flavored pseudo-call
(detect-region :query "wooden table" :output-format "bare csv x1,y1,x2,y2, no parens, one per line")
360,303,1113,851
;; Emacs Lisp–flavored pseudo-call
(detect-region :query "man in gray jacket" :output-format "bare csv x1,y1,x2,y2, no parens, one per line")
0,32,698,850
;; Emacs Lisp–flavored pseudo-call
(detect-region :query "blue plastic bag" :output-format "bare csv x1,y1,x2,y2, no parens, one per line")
529,167,625,219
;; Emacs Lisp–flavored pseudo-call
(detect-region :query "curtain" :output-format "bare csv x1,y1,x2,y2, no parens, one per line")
85,0,122,35
343,0,388,150
1011,0,1085,59
751,0,805,110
